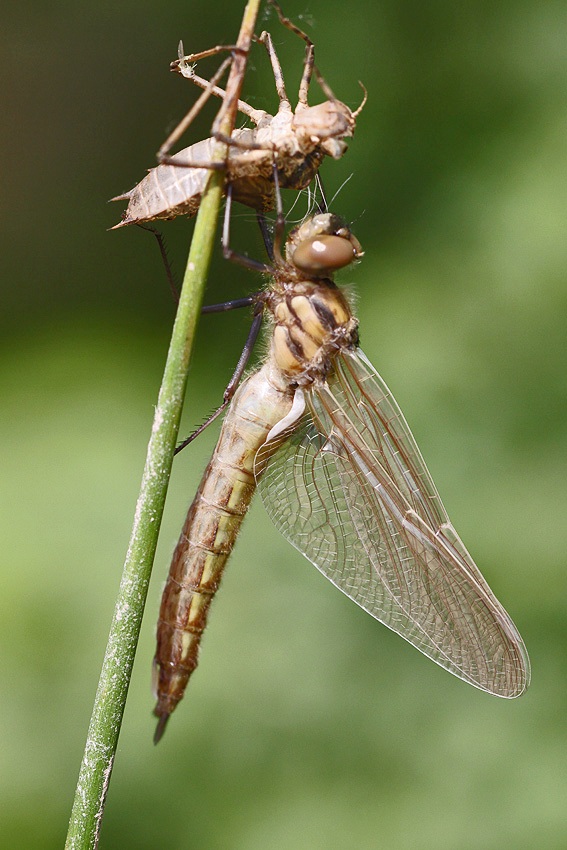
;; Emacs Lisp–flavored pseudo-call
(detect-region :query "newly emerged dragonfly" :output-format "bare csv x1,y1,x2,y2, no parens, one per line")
153,203,530,742
112,2,363,228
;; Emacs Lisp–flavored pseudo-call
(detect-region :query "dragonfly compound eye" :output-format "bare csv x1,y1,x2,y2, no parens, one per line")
292,235,357,276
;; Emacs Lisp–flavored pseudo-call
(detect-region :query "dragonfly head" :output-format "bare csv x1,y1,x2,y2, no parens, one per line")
286,213,363,277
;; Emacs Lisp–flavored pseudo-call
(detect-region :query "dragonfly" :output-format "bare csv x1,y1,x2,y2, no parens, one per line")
111,1,364,229
152,197,530,743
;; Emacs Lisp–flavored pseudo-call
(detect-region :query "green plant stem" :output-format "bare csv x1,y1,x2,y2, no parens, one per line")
65,2,262,847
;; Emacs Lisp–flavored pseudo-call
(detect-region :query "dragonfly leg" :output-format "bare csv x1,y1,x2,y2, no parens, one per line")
208,16,303,148
255,29,291,107
171,45,266,124
174,303,264,454
135,224,179,301
271,163,286,266
221,184,274,273
162,50,270,167
136,220,264,310
202,296,258,314
250,165,285,267
174,42,242,64
265,0,314,106
175,184,275,454
207,9,317,153
268,0,357,113
257,212,274,262
297,43,314,107
208,129,276,154
207,22,311,151
267,1,347,111
157,56,234,166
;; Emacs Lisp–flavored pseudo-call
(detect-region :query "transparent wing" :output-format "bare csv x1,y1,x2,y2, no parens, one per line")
256,348,530,697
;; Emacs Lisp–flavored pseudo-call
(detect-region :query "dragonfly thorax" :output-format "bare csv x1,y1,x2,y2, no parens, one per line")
268,281,359,384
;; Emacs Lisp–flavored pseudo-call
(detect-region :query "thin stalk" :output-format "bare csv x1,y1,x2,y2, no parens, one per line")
65,2,262,847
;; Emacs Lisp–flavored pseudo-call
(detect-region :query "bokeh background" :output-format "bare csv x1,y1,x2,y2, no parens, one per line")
2,1,566,847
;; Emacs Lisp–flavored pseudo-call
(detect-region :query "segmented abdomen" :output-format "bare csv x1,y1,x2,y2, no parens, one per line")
153,365,293,723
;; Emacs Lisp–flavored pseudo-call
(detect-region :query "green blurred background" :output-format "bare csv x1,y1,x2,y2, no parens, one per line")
2,1,566,847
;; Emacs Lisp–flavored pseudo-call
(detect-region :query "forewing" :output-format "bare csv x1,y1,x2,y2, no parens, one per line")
256,348,530,697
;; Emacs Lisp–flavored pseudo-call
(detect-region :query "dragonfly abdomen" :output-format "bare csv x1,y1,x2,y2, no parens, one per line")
153,365,294,738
